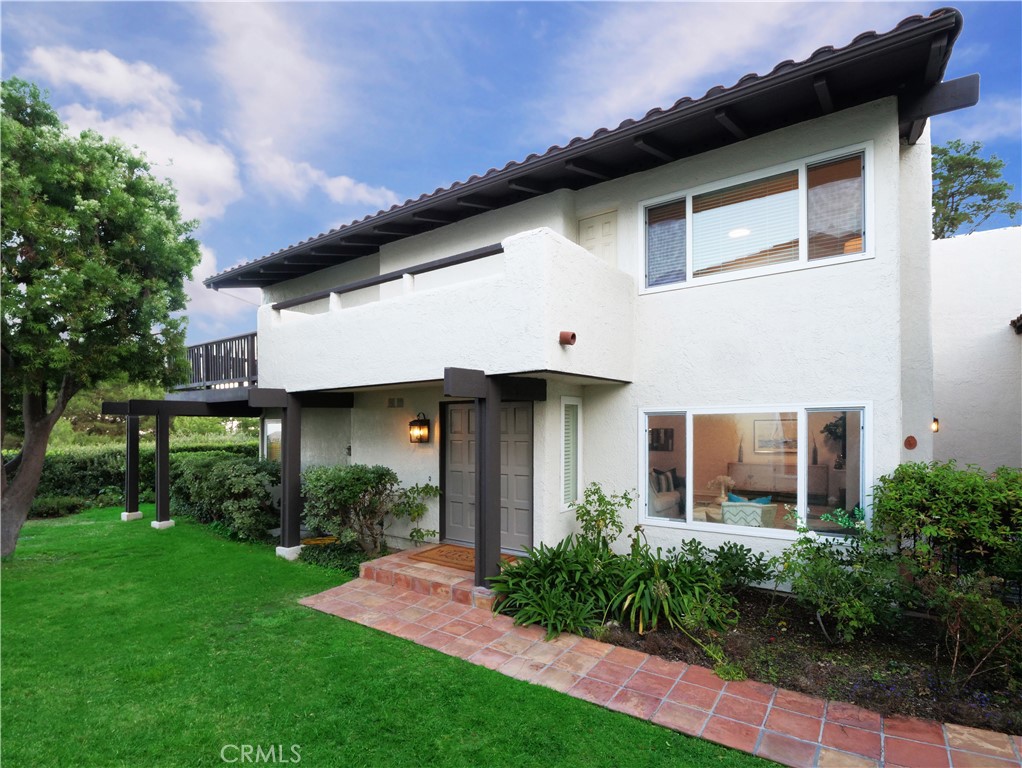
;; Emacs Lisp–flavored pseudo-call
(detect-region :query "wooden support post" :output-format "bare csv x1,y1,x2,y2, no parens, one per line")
474,377,502,587
123,415,140,519
279,394,303,550
153,412,171,526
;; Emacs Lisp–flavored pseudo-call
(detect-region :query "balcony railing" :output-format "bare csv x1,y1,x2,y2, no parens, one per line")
177,332,257,390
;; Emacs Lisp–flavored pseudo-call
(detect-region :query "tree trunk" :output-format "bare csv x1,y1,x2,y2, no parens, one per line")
1,380,76,557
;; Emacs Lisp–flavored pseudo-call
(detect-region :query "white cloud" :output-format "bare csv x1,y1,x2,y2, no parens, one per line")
194,3,399,210
183,245,260,338
534,2,915,142
932,95,1022,145
25,46,242,223
22,46,191,121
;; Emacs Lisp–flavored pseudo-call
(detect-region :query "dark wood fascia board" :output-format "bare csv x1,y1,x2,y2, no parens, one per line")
492,376,547,402
444,367,488,399
102,399,261,417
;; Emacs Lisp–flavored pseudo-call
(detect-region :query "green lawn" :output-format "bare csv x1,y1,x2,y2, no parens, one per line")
1,507,769,767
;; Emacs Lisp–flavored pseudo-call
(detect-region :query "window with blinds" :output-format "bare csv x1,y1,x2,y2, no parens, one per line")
562,399,581,507
646,199,687,287
642,144,870,289
692,171,799,277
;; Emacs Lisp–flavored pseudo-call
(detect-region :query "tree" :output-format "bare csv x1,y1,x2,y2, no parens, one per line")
1,79,200,555
932,139,1022,239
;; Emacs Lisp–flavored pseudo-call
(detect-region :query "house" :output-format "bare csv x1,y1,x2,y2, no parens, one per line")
106,8,979,586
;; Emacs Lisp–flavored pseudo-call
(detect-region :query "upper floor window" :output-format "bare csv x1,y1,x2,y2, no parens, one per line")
644,146,868,289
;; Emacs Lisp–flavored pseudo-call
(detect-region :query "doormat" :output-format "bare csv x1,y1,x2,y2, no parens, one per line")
407,544,515,573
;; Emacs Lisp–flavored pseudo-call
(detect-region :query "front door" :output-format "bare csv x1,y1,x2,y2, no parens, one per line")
444,402,533,552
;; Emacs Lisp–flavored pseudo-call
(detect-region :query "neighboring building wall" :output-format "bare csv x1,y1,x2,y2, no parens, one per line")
932,227,1022,472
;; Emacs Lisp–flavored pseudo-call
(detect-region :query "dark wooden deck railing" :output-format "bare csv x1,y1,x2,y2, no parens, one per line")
177,332,257,390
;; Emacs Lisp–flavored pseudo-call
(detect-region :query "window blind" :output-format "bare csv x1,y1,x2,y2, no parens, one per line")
808,154,864,260
692,171,799,277
563,403,579,505
646,199,687,287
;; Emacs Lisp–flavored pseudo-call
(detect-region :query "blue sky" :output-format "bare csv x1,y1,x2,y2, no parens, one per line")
2,1,1020,344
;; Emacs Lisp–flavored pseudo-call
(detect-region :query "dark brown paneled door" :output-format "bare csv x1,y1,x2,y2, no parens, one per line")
444,402,533,553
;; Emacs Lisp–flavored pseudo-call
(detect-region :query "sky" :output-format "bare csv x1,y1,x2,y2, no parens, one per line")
2,1,1020,344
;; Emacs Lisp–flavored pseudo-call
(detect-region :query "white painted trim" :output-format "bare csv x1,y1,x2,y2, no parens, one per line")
638,141,875,293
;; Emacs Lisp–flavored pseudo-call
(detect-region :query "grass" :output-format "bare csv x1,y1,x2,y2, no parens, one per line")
1,507,767,768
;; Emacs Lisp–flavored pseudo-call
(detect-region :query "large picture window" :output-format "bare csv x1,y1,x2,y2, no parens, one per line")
642,406,867,534
643,146,868,289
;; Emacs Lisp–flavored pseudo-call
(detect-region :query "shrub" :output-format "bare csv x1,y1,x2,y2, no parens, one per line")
873,461,1021,584
779,508,905,643
297,541,379,575
29,495,90,519
489,536,618,640
612,528,737,636
924,572,1022,690
302,464,438,553
571,483,631,550
3,440,258,506
168,452,279,540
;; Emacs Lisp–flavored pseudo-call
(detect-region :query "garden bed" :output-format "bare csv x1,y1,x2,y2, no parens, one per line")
599,587,1022,736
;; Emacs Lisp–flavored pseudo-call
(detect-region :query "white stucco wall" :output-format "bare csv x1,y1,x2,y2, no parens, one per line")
264,97,931,558
257,227,636,390
932,227,1022,472
567,98,923,558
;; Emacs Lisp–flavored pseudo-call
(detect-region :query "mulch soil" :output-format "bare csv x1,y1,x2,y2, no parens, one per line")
600,588,1022,736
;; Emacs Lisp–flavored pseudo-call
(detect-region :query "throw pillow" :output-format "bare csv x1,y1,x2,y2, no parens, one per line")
752,495,772,505
727,492,748,503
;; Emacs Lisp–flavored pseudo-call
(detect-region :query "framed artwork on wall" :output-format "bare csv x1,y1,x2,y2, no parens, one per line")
754,418,797,454
649,427,674,452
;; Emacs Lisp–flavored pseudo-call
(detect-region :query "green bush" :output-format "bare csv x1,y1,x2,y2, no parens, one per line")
873,461,1021,583
302,464,438,553
488,536,616,640
570,482,631,551
297,541,380,575
613,529,737,636
779,508,905,643
29,495,91,519
2,440,258,506
924,572,1022,689
168,451,279,540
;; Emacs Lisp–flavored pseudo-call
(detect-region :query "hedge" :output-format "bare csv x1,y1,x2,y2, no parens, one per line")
2,440,258,504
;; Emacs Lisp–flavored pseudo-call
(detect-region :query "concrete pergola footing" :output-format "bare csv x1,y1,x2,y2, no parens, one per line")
151,520,176,530
121,511,143,522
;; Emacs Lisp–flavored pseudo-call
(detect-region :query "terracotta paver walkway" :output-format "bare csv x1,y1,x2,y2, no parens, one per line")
299,549,1022,768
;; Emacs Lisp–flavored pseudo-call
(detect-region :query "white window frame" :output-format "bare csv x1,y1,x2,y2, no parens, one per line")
560,397,583,511
636,402,872,539
639,142,874,293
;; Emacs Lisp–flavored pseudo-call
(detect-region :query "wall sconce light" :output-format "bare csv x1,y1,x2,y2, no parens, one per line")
409,412,430,443
931,417,940,433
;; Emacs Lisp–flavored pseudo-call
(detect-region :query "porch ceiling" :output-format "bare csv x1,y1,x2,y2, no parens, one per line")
205,9,970,292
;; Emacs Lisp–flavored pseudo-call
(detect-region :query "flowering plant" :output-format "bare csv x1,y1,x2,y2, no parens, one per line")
708,475,735,498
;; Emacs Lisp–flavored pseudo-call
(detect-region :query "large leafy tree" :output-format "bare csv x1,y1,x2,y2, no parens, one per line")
1,79,200,555
932,139,1022,239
